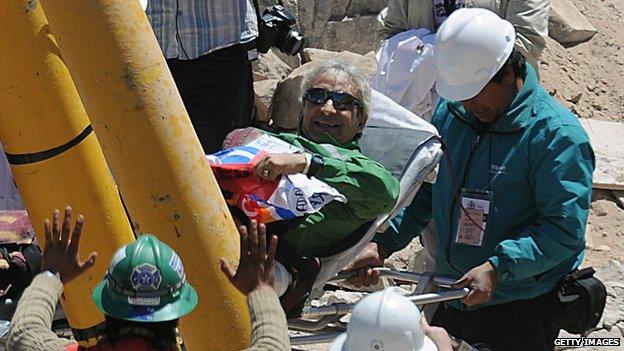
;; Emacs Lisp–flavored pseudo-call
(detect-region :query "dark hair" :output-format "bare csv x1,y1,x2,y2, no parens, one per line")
102,315,179,350
490,50,526,84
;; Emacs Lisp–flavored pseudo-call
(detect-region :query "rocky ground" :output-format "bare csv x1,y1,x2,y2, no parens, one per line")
540,0,624,122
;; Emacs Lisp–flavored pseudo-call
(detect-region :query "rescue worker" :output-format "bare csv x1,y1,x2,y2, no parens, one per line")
7,207,290,351
349,9,594,351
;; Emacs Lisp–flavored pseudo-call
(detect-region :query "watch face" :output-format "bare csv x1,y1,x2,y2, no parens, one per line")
308,154,324,177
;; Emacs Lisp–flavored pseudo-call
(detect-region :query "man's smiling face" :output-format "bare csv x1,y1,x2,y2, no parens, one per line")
300,74,364,144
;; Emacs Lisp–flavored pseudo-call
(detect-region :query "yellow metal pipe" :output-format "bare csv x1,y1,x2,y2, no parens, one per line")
0,0,136,338
39,1,251,349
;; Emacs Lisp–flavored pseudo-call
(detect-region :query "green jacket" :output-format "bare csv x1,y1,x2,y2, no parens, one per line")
376,64,594,309
377,0,549,71
277,133,399,257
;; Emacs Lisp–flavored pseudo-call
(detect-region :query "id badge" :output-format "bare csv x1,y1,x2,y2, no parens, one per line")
455,189,492,247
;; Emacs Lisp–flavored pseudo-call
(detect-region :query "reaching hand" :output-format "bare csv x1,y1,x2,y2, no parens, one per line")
421,317,455,351
452,261,499,306
253,153,307,182
40,207,98,284
341,242,386,287
220,220,278,295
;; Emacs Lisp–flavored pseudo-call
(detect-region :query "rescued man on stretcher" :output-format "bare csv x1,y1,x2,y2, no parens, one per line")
207,60,399,314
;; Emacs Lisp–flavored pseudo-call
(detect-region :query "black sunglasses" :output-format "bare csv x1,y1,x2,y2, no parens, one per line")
305,88,362,111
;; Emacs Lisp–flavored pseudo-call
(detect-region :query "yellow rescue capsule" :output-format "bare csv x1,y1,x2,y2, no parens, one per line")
39,1,251,349
0,0,136,342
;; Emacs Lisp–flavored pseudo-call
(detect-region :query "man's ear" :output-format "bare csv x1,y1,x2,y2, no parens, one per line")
502,65,516,86
356,109,368,133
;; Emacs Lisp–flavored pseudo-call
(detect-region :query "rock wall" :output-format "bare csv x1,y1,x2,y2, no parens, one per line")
258,0,385,54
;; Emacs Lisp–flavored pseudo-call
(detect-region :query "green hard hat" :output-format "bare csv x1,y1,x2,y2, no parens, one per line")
92,234,198,322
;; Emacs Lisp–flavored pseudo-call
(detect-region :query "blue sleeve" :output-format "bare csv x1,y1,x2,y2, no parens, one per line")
489,125,595,283
373,182,433,255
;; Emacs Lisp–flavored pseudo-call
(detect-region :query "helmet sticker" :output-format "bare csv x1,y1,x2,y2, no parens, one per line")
131,263,162,292
169,252,185,280
128,296,161,306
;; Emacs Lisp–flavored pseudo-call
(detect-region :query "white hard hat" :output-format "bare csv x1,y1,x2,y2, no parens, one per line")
434,8,516,101
330,288,438,351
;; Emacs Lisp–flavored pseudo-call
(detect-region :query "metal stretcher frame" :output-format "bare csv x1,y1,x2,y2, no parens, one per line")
289,267,470,346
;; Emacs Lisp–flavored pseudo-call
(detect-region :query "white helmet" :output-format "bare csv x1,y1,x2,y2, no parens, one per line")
434,8,516,101
330,288,438,351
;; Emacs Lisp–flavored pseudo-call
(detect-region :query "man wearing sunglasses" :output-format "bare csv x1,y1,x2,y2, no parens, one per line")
251,60,399,259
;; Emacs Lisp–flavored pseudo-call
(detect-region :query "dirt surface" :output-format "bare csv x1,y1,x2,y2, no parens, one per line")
584,190,624,268
540,0,624,122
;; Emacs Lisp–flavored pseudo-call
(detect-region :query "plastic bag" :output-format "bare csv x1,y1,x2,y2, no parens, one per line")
207,138,346,223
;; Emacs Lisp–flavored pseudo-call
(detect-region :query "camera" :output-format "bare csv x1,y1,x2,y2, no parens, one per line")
256,5,305,56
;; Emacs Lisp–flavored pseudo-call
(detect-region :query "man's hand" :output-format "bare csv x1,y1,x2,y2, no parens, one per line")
253,153,307,182
41,207,98,284
452,261,499,306
341,242,386,287
220,220,278,295
421,317,455,351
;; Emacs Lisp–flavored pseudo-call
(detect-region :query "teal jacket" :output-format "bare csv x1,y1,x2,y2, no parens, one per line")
278,133,399,257
375,64,595,309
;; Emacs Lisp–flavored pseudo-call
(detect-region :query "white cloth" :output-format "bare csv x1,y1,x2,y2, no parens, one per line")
371,29,438,122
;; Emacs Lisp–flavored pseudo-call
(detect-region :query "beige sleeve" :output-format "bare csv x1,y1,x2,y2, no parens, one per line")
242,285,290,351
377,0,411,42
7,273,75,351
504,0,550,69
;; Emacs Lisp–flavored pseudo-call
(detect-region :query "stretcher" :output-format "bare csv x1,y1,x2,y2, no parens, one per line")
283,90,450,345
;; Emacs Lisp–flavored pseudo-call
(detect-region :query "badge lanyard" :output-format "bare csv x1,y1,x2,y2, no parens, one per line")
454,136,494,247
455,189,492,246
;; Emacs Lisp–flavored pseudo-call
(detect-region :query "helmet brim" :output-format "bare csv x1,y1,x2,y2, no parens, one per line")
92,280,198,322
330,332,439,351
329,333,347,351
435,20,515,102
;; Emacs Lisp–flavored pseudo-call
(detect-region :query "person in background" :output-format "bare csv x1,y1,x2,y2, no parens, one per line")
377,0,550,71
349,9,594,351
146,0,258,153
7,207,290,351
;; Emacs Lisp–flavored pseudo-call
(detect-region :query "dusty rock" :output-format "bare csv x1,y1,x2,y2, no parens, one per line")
253,79,279,123
269,63,313,131
594,260,624,329
596,245,612,252
549,0,598,46
592,199,610,216
269,50,377,130
317,290,364,306
319,16,380,54
385,240,414,270
301,48,377,76
567,92,583,104
272,49,302,70
252,49,292,81
261,0,385,55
